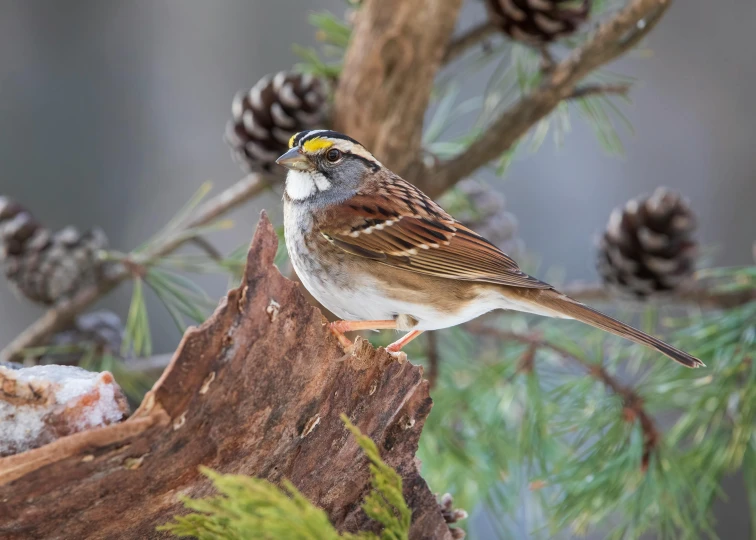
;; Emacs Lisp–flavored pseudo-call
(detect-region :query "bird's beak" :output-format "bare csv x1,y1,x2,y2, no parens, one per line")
276,148,311,171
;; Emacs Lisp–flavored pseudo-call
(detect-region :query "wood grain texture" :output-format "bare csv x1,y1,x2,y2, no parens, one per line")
0,212,449,540
334,0,463,178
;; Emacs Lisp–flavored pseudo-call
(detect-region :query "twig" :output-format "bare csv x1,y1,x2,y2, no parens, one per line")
123,353,174,378
425,0,673,195
561,282,756,309
189,236,224,262
567,83,632,100
1,173,271,362
426,331,440,388
465,324,660,470
442,21,499,64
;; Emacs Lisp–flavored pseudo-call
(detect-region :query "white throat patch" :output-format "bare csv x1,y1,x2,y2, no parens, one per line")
285,170,332,200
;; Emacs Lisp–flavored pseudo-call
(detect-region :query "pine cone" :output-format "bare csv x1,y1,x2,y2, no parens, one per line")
438,179,523,256
224,71,328,174
0,197,108,305
39,310,124,366
485,0,592,43
597,187,698,299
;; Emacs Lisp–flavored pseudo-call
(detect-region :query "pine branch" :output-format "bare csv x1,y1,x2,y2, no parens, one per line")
465,324,660,471
424,0,673,195
561,282,756,309
567,83,632,100
188,236,224,262
0,174,270,363
442,20,499,64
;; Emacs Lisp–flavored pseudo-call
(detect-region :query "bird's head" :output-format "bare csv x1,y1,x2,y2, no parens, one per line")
276,130,382,202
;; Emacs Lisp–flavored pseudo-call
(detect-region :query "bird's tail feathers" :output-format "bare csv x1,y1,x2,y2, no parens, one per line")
512,289,704,368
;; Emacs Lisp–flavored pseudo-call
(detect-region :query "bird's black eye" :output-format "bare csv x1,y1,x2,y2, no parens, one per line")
326,148,341,162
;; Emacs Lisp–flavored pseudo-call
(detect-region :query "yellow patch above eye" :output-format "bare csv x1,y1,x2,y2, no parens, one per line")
288,133,299,149
302,138,334,153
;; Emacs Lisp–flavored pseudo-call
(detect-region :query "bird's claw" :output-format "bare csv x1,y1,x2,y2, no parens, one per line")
386,349,408,362
327,322,354,352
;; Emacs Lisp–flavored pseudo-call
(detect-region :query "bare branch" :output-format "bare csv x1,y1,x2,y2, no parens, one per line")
426,331,440,388
1,174,271,362
423,0,672,195
189,236,224,262
561,282,756,310
442,21,498,64
465,324,660,470
123,354,174,378
567,83,632,100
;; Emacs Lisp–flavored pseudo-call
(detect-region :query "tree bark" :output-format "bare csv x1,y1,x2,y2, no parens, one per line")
0,213,449,540
334,0,463,177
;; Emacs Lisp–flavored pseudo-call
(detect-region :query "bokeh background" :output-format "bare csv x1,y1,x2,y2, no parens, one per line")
1,1,754,537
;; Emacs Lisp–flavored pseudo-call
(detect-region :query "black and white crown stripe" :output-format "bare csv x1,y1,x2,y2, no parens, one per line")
292,129,362,149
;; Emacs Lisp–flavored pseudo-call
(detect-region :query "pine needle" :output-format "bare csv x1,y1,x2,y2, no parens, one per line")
122,278,152,357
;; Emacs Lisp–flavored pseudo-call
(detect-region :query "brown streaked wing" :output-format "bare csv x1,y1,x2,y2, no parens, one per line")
316,177,551,289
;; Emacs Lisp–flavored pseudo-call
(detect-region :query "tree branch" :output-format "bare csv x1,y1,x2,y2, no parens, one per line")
423,0,672,195
567,83,632,100
442,21,498,64
561,282,756,309
465,324,660,470
188,236,224,262
334,0,463,176
1,174,271,363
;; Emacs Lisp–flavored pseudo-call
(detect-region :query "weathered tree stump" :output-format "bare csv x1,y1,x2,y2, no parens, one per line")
0,213,449,540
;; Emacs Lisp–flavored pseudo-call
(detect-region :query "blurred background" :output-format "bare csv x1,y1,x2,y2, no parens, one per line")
1,1,754,537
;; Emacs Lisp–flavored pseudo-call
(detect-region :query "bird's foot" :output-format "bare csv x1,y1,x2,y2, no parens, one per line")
328,319,399,353
386,349,408,362
327,322,354,352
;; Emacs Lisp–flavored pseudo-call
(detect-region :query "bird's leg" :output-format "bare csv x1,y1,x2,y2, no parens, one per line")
327,320,398,350
330,320,398,332
386,330,424,353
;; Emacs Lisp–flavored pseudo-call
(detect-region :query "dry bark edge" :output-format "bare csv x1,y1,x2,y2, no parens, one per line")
0,212,450,540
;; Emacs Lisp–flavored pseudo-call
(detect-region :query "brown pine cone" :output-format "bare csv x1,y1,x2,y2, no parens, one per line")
224,71,329,174
597,187,698,299
38,310,124,366
0,197,108,305
485,0,592,43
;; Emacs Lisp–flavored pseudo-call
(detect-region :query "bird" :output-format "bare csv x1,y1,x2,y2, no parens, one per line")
275,129,703,368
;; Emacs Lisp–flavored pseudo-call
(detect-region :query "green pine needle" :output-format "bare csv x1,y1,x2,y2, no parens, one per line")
293,10,352,79
135,182,213,254
122,277,152,358
145,267,216,333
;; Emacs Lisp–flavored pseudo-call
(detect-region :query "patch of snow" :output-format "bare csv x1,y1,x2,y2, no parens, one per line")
0,364,129,456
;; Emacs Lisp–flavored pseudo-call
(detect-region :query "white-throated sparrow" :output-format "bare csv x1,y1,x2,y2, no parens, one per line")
276,130,703,368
